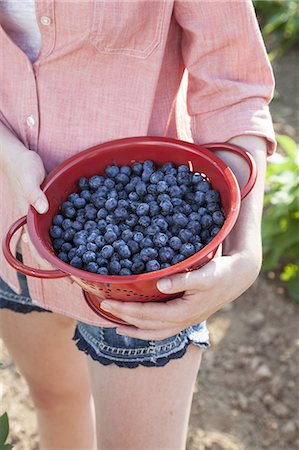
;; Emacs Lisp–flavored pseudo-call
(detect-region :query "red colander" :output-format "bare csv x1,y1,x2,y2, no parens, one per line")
2,137,256,324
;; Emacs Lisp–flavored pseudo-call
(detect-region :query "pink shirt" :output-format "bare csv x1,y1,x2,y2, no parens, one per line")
0,0,276,325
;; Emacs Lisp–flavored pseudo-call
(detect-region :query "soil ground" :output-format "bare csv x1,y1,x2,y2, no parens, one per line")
1,50,298,450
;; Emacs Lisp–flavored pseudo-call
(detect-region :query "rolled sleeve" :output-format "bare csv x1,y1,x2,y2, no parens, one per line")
174,0,277,155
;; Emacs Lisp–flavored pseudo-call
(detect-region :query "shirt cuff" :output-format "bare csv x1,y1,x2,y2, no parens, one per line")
190,99,277,156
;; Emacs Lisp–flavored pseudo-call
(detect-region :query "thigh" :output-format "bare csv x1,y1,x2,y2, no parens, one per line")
0,308,91,408
88,344,203,450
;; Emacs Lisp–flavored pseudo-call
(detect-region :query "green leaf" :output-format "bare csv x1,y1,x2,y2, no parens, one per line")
276,134,298,159
0,444,14,450
287,275,299,303
0,413,9,445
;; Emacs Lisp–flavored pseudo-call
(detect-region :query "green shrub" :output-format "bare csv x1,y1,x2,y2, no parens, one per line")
262,134,299,301
0,412,13,450
253,0,299,59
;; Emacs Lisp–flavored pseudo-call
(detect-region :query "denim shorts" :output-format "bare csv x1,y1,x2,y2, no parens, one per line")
0,272,210,368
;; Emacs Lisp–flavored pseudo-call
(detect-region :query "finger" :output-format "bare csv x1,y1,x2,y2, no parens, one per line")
116,325,180,341
18,173,48,214
101,297,188,324
156,257,231,295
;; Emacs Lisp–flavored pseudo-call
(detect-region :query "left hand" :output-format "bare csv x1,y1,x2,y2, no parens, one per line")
100,248,261,340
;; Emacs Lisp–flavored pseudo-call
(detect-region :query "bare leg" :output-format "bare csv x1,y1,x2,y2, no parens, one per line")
88,344,204,450
0,309,97,450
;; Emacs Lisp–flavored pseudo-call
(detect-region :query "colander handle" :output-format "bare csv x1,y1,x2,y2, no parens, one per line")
202,143,257,200
2,216,69,279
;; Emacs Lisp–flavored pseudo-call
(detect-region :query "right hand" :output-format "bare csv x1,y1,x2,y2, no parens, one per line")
5,148,51,268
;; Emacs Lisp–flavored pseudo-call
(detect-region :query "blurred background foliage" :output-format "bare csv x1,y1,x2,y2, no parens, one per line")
253,1,299,301
253,0,299,60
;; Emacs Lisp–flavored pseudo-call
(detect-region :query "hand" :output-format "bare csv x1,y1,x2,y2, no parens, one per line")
100,248,262,340
5,148,51,268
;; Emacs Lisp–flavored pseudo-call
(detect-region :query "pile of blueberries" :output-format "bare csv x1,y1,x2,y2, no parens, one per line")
50,160,225,275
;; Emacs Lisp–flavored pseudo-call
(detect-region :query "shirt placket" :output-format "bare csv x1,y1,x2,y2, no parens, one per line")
23,0,55,152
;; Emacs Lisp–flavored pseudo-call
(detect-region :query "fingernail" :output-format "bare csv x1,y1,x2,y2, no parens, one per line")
157,278,172,291
101,301,112,311
22,233,28,243
35,198,48,214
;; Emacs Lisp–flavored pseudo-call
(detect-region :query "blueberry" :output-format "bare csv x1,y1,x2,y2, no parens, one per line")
115,183,124,192
109,260,121,275
120,165,132,176
101,245,114,259
150,171,164,184
105,198,117,211
53,214,64,226
156,181,168,193
85,205,97,220
127,239,140,254
87,242,97,252
171,254,185,265
146,260,160,272
177,171,191,185
82,251,97,264
78,177,89,190
133,231,144,243
187,221,201,234
135,182,147,197
153,217,168,231
178,229,193,243
64,228,76,242
84,220,98,232
207,202,219,213
140,247,158,262
180,243,195,257
164,174,177,186
138,216,151,228
76,244,87,257
97,267,109,275
89,175,104,190
125,182,135,194
80,190,92,203
58,252,69,263
169,186,182,197
132,260,145,274
201,214,213,229
147,184,157,195
119,268,132,276
96,256,108,266
212,211,225,226
106,214,116,224
198,207,207,217
104,178,115,189
85,262,99,273
159,247,175,262
182,203,192,215
113,239,125,251
114,207,128,221
132,162,143,176
68,248,77,260
194,191,206,206
104,230,117,244
160,200,173,215
118,199,129,209
161,263,171,269
50,225,63,239
73,230,88,246
72,220,83,231
178,164,189,173
121,229,133,241
173,213,188,228
120,258,133,269
200,229,210,243
140,237,153,249
73,197,86,209
194,242,204,252
116,173,130,185
153,232,168,248
70,256,83,268
149,202,160,217
105,165,119,178
169,236,182,251
97,219,108,232
96,186,109,197
64,206,77,219
86,230,100,242
189,212,200,222
136,203,150,216
196,180,210,192
161,162,175,173
128,192,139,202
145,225,160,236
61,242,72,253
206,189,220,203
192,173,203,184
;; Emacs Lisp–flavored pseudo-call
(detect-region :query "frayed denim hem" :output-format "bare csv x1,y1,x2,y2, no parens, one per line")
0,299,52,314
72,326,209,369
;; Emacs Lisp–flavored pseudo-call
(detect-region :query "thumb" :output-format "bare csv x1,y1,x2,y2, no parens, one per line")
24,181,49,214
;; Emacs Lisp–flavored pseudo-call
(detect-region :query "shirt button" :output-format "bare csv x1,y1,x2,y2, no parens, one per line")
41,16,51,26
26,115,35,128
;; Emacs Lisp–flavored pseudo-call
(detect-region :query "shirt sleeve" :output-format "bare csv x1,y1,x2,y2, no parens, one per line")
174,0,276,155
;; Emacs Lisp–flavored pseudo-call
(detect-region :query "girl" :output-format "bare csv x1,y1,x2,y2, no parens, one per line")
0,1,276,449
